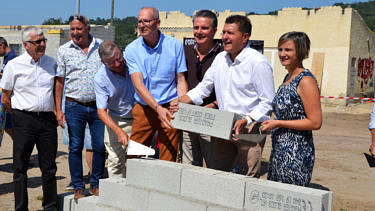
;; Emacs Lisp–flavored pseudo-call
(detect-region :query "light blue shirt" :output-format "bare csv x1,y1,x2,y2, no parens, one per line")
369,105,375,129
94,64,135,118
124,32,187,105
56,35,102,102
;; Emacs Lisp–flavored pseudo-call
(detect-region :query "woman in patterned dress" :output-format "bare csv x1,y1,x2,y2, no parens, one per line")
261,31,322,186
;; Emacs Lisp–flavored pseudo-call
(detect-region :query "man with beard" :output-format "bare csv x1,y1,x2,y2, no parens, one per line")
1,26,58,211
55,15,105,200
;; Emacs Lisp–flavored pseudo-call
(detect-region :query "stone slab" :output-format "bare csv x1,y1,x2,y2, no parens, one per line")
245,179,332,211
171,103,241,140
99,177,149,211
57,192,73,211
148,192,207,211
126,158,183,195
180,167,247,209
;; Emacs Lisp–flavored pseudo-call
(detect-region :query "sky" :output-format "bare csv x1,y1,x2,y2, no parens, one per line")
0,0,369,25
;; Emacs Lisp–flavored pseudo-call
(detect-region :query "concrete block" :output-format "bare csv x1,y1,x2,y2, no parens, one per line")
148,192,207,211
99,177,149,211
207,206,243,211
244,179,333,211
126,158,183,195
171,103,241,140
75,196,99,211
57,192,73,211
180,167,248,209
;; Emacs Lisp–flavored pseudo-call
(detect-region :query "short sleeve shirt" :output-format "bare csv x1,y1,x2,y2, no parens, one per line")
124,32,187,105
1,50,17,73
94,63,135,118
56,36,102,102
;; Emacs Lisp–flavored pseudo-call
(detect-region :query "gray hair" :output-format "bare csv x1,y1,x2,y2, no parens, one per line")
99,41,121,62
193,10,218,28
0,37,8,46
141,7,159,19
22,26,43,42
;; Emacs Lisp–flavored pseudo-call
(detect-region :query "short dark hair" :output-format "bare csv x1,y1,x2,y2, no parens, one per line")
193,10,218,28
0,37,8,46
225,15,252,36
278,31,310,61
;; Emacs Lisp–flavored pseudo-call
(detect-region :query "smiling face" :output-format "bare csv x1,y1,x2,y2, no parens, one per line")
70,20,90,48
222,23,249,61
137,8,160,38
278,39,300,69
193,17,216,46
23,33,46,61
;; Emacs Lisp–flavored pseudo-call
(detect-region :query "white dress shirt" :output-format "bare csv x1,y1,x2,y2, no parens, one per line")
187,44,275,122
0,52,56,112
369,105,375,129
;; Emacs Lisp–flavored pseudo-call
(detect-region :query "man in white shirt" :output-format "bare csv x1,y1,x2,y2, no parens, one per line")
177,15,275,177
0,26,58,211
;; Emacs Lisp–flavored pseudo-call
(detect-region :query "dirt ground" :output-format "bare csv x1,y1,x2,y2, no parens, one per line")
0,102,374,211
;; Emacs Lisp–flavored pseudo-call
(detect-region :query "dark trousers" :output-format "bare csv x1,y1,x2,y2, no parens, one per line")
12,110,58,211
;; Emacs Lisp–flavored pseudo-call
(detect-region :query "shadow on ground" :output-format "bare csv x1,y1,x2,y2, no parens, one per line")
0,176,65,195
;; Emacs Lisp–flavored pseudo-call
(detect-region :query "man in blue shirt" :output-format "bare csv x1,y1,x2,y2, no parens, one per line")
125,7,188,162
0,37,17,139
95,41,135,178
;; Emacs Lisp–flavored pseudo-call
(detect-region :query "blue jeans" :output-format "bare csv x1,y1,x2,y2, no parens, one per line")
65,100,105,190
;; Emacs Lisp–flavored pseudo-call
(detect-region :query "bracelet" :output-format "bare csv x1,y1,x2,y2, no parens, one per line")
154,104,160,111
244,115,253,126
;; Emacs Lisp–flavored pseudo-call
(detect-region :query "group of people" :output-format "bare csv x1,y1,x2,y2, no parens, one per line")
0,6,323,211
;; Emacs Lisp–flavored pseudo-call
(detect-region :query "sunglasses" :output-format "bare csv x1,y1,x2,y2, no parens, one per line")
26,38,47,45
69,15,86,23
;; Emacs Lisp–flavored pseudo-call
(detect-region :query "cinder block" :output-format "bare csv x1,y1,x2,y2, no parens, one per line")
127,158,183,195
99,177,149,211
180,167,248,209
244,179,333,211
148,192,207,211
75,196,99,211
171,103,241,140
207,206,243,211
57,192,73,211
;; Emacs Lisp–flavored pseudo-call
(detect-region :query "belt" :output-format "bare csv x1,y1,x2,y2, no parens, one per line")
13,109,53,117
66,97,96,107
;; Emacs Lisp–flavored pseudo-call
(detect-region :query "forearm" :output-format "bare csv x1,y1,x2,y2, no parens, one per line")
176,73,188,97
1,90,12,113
54,77,64,112
371,129,375,145
275,117,321,131
97,109,124,137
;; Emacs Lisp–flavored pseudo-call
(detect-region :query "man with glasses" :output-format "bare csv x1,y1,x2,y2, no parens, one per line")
55,14,105,200
124,7,188,162
182,10,223,167
1,26,58,211
95,41,135,178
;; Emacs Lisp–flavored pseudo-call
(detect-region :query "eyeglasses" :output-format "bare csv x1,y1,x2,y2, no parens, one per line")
105,55,124,66
138,18,157,25
26,38,47,45
69,15,87,24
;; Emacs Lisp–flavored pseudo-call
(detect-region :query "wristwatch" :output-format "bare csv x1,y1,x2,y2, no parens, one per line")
244,115,253,126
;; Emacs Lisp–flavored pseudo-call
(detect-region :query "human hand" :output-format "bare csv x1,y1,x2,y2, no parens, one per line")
169,98,179,113
117,130,129,146
261,120,278,131
157,106,174,129
232,118,247,141
56,110,65,128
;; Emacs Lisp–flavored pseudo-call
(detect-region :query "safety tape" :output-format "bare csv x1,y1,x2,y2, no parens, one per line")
320,96,375,102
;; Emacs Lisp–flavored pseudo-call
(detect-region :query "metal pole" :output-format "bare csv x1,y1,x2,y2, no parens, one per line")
76,0,80,14
111,0,114,24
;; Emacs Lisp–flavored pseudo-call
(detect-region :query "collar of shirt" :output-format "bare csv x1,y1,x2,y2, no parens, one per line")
224,43,250,65
69,34,98,52
24,51,45,65
193,41,222,61
141,30,164,51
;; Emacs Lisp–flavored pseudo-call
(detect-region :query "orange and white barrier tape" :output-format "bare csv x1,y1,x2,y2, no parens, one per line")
320,96,375,102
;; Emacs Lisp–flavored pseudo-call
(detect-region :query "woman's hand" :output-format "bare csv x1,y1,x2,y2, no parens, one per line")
261,120,279,131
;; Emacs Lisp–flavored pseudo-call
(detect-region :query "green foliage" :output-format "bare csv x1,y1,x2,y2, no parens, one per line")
42,16,138,48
